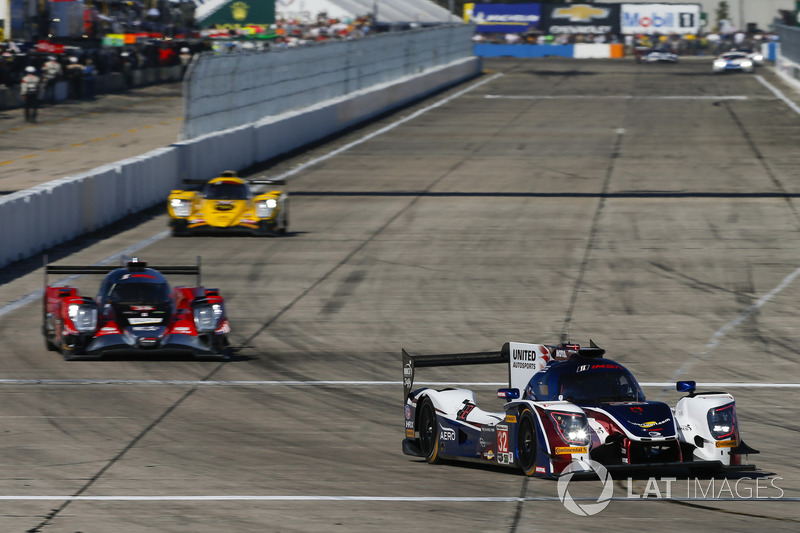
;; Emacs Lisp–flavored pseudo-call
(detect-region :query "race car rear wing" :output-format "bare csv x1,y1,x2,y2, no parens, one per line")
402,348,504,401
403,340,606,401
44,256,203,286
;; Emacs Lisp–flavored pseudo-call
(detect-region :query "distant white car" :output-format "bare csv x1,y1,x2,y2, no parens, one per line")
713,52,754,73
642,48,678,63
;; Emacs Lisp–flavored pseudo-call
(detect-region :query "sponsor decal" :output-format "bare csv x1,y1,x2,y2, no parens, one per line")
99,326,120,335
130,306,155,311
405,421,414,429
486,450,495,460
439,425,456,441
405,405,411,419
505,415,517,423
403,363,412,377
649,431,662,437
496,424,509,462
129,317,163,325
716,440,737,448
535,466,547,474
479,438,487,448
628,418,670,429
556,446,588,455
468,3,541,33
457,403,476,421
552,4,609,22
406,429,415,438
173,326,192,333
630,406,643,414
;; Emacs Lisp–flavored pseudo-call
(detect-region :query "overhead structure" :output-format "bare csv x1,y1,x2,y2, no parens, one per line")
276,0,461,24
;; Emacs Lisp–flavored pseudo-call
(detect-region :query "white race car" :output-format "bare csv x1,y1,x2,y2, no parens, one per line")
713,52,754,73
402,340,759,477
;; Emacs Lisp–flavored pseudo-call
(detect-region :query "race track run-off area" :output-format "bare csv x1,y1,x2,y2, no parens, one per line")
0,57,799,531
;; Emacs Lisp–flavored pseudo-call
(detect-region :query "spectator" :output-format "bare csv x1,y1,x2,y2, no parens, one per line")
83,58,97,100
41,56,63,105
20,66,41,122
66,56,84,99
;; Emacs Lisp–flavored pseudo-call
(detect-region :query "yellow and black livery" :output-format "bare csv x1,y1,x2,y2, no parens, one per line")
167,171,288,236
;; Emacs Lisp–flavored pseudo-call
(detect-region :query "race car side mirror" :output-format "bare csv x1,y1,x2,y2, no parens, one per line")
676,380,696,395
497,388,520,400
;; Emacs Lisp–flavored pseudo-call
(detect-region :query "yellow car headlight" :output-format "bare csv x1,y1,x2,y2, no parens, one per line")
256,198,277,218
170,198,192,217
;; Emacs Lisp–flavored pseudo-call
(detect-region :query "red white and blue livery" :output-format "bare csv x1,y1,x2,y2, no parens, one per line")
43,258,231,360
402,341,758,477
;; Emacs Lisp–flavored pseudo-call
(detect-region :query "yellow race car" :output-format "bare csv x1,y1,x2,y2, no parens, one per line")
167,171,289,236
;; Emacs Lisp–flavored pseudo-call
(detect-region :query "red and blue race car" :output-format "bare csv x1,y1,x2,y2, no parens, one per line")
402,341,758,477
43,258,230,360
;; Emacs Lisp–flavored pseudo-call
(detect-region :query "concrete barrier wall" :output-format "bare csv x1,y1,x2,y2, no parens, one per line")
183,25,475,139
0,55,481,268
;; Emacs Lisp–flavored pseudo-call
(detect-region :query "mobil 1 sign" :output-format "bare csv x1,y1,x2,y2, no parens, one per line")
622,3,701,35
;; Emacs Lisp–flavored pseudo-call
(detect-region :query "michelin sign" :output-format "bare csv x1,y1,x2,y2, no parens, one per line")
621,3,701,35
465,3,541,33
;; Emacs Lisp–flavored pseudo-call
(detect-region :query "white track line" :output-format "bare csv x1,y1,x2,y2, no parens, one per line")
0,495,794,502
755,74,800,116
0,379,794,388
484,95,748,100
671,265,800,381
270,73,503,182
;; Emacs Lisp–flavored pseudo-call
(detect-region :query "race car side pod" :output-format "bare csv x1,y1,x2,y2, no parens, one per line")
402,348,506,403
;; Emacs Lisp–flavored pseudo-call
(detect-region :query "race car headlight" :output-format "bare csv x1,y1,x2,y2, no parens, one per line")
68,304,97,333
741,60,752,67
707,403,736,440
548,411,590,445
753,54,763,62
256,198,277,218
193,303,224,332
714,60,726,67
170,198,192,217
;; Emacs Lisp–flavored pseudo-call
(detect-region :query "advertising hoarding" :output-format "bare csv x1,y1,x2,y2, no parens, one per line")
621,3,701,35
540,3,621,35
466,3,541,33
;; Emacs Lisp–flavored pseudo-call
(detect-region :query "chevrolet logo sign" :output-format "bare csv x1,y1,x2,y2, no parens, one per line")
552,5,609,22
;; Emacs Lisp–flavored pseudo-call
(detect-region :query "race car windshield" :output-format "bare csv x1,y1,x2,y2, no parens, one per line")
109,282,171,304
205,182,249,200
557,369,644,404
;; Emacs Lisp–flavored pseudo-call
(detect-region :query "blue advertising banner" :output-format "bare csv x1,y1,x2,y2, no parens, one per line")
467,3,542,34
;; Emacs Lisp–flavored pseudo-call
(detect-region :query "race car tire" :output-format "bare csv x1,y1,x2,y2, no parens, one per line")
417,397,442,464
44,337,58,352
517,409,538,476
170,220,189,237
277,203,289,234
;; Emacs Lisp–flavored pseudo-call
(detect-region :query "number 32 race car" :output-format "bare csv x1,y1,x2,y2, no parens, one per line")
43,258,231,360
402,341,758,478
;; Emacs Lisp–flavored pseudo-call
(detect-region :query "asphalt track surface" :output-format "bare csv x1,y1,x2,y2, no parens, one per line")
0,57,799,531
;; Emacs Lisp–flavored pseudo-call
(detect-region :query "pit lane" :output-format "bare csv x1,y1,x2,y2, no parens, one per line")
0,57,798,531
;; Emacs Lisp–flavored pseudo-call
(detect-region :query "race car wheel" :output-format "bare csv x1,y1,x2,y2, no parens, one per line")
277,202,288,234
517,409,538,476
417,398,442,464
